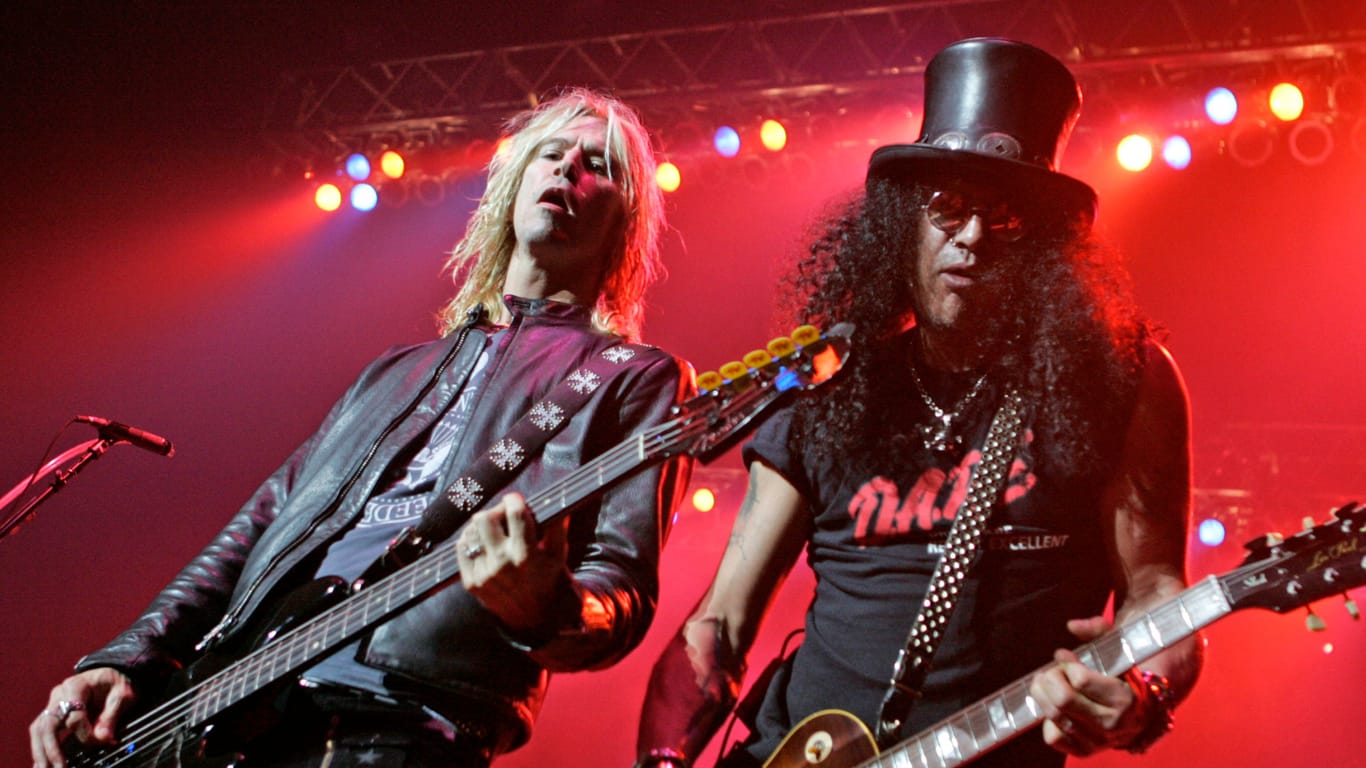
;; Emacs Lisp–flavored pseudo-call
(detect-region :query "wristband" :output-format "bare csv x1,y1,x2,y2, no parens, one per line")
1124,669,1175,754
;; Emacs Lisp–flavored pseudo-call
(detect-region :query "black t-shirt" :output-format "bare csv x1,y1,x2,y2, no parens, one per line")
303,333,496,697
733,369,1114,767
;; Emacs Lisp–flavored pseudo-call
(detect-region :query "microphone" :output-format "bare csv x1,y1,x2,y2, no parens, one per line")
75,415,176,457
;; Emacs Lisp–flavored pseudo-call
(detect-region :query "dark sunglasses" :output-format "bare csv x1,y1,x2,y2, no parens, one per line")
924,190,1025,243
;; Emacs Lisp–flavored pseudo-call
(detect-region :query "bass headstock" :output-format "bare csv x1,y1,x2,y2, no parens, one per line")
671,322,853,463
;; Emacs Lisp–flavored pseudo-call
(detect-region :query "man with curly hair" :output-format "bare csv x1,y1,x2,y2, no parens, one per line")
636,38,1202,768
31,88,694,768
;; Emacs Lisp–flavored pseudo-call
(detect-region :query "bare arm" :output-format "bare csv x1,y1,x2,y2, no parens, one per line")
635,461,812,766
1105,342,1203,697
1030,340,1203,755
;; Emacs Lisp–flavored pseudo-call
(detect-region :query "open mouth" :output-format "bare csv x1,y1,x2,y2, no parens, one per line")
538,187,571,214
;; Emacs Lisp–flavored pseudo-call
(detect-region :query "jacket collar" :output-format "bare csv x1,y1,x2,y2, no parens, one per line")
502,294,595,326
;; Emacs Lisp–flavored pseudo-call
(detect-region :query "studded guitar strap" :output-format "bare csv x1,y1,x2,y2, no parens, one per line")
407,341,650,547
873,387,1026,747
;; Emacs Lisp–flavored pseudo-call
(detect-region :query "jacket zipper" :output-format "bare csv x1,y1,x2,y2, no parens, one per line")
196,312,482,652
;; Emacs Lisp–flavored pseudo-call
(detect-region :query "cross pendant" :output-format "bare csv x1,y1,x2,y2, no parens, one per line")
920,414,960,454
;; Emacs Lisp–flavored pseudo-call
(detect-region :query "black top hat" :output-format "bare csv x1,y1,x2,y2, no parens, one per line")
867,37,1097,219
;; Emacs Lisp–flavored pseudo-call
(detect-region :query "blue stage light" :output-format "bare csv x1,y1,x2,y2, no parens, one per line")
345,153,372,181
713,126,740,158
1197,518,1226,547
350,183,378,212
1205,87,1238,126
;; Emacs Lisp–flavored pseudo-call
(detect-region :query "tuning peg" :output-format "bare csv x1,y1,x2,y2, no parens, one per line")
718,361,753,390
790,325,820,347
766,335,796,360
1264,532,1285,547
1305,608,1326,632
1346,596,1360,621
696,371,724,394
743,349,774,371
1302,516,1316,531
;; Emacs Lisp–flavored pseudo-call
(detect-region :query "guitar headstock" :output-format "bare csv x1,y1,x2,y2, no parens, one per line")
1219,502,1365,616
671,322,853,463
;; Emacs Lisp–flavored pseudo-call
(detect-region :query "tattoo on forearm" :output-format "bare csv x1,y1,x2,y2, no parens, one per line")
729,476,761,560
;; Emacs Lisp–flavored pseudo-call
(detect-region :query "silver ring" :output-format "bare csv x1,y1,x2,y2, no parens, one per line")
463,543,485,559
57,700,83,719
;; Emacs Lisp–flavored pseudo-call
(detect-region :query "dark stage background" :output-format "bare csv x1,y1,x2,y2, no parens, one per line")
3,3,1364,767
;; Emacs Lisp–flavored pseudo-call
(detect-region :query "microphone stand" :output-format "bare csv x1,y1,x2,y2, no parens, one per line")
0,437,113,543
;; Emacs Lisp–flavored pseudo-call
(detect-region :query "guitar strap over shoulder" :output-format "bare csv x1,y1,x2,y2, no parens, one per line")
409,341,649,546
873,388,1026,747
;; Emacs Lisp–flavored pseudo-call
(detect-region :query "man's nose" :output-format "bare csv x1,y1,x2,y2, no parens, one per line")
554,148,582,180
953,214,987,247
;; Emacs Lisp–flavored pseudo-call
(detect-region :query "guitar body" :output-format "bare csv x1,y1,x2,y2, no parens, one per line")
762,710,877,768
760,504,1366,768
70,576,351,768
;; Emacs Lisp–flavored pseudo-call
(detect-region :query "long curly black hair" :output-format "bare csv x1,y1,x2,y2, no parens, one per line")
783,176,1151,484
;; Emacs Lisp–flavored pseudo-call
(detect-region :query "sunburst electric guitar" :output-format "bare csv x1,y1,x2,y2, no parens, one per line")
765,501,1366,768
69,323,855,768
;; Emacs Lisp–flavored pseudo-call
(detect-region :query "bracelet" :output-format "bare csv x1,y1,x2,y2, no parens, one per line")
1123,669,1176,754
634,748,689,768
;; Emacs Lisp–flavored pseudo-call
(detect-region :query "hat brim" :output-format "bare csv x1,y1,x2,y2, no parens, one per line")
867,144,1097,222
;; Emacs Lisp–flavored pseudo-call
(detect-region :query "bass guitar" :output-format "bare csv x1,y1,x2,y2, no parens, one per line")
71,323,854,768
765,501,1365,768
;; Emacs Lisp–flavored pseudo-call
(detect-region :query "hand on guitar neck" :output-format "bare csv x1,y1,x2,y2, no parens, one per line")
758,504,1365,768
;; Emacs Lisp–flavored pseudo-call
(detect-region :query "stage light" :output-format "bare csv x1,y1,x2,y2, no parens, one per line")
1205,87,1238,125
655,161,681,192
414,175,445,207
381,178,410,208
350,182,378,212
1288,118,1334,165
344,152,371,181
714,126,741,158
1351,118,1366,161
1228,120,1275,167
742,156,769,187
760,119,787,151
1197,518,1226,547
1330,75,1366,115
314,183,343,212
1162,135,1193,170
1116,134,1154,172
379,150,405,179
691,487,716,513
1268,82,1305,122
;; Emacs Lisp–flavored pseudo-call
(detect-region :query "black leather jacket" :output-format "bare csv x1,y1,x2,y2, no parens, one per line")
76,297,695,751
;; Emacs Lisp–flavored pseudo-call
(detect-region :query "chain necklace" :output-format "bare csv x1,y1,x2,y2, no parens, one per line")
908,359,989,455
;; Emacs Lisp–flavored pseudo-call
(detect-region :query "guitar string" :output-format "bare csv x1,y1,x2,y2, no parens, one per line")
79,366,788,766
877,532,1359,768
860,577,1231,768
93,357,829,765
78,409,696,766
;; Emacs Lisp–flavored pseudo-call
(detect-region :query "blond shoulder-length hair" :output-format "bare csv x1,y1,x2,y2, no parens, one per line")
436,88,666,342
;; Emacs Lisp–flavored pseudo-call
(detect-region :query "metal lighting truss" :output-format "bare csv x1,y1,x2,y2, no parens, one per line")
263,0,1366,166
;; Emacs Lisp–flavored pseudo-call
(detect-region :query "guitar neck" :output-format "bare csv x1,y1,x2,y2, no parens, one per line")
184,414,704,725
866,574,1230,768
